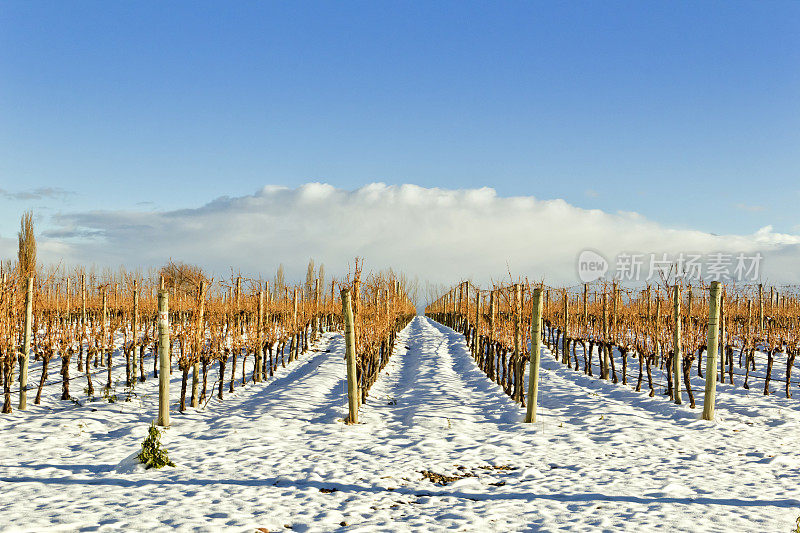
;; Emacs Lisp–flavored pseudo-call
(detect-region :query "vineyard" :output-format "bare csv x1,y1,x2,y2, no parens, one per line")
2,257,800,531
0,260,415,419
425,280,800,415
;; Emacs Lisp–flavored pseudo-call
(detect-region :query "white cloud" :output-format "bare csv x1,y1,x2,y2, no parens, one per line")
3,182,798,287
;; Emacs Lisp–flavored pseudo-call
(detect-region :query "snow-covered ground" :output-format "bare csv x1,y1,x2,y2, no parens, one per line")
1,316,799,532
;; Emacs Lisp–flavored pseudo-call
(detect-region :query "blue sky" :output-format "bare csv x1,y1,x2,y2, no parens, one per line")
1,2,799,282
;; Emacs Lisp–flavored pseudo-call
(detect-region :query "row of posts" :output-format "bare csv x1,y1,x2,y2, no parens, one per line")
529,282,722,422
14,278,725,423
428,280,724,423
153,283,328,427
12,273,337,427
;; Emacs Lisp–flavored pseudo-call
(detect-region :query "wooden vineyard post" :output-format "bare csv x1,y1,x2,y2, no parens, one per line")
65,277,70,329
702,281,722,421
654,294,661,394
464,281,469,334
545,290,550,348
513,284,522,402
582,284,588,338
746,297,752,353
232,277,242,390
719,291,726,383
81,274,91,391
352,278,361,405
769,286,774,318
255,289,264,383
525,287,543,423
561,290,569,365
601,291,609,380
673,284,682,405
463,281,470,334
302,292,309,352
341,288,358,424
452,288,457,329
449,289,454,329
758,283,764,339
612,283,619,382
191,280,205,405
451,287,456,330
101,288,107,369
264,281,272,380
313,278,320,342
488,290,496,380
292,288,298,362
385,287,391,359
157,290,170,427
132,281,139,384
474,289,480,355
60,277,72,400
318,279,323,336
457,282,464,334
19,276,33,410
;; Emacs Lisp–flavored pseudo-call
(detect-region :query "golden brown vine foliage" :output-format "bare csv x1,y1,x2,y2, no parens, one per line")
0,258,420,414
427,279,800,401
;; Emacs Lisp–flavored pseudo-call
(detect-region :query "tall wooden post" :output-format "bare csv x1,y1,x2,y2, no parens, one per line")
545,290,550,342
673,285,682,405
456,281,465,333
719,291,726,383
561,290,569,365
513,284,522,402
302,292,309,352
655,294,661,373
745,298,752,368
131,281,139,383
612,282,619,347
100,288,107,368
191,280,205,405
758,283,764,338
64,277,70,324
474,289,480,354
525,287,543,423
81,273,86,329
702,282,722,421
769,287,774,316
157,290,170,427
255,290,264,383
232,277,241,388
313,278,320,341
19,276,33,410
384,287,391,357
80,274,87,378
601,291,609,380
292,287,298,361
489,290,496,378
582,284,588,328
341,288,358,424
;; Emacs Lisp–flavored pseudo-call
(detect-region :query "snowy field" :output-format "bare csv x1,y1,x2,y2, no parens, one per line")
1,316,799,532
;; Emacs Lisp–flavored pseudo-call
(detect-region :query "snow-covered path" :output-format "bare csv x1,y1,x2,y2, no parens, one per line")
363,316,519,429
1,316,800,532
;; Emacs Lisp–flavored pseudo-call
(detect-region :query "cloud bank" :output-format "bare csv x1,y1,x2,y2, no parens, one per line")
2,183,799,286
